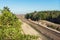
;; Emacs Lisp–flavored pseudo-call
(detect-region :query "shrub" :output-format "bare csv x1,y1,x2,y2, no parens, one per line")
0,7,39,40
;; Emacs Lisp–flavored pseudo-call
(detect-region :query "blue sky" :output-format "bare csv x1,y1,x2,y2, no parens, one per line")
0,0,60,14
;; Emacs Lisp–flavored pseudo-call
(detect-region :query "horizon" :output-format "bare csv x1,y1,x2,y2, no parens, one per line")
0,0,60,14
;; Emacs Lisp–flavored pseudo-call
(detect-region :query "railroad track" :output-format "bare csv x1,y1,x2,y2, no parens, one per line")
17,15,60,40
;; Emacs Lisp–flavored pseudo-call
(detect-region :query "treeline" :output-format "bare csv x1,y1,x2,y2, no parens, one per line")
25,11,60,24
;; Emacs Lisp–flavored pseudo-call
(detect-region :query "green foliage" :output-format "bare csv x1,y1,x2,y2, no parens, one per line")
25,14,30,19
0,7,38,40
25,11,60,21
0,27,38,40
25,11,60,31
2,27,21,40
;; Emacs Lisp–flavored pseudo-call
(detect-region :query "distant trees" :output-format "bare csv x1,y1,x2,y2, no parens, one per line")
25,11,60,31
25,11,60,24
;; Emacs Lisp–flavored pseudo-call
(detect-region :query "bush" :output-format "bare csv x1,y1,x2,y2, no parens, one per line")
0,7,39,40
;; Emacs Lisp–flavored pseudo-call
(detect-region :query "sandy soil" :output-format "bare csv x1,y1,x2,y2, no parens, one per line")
21,22,39,35
21,21,42,40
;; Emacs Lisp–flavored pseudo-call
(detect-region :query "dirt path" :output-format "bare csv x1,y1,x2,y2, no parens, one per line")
18,16,52,40
21,21,40,35
21,21,42,40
